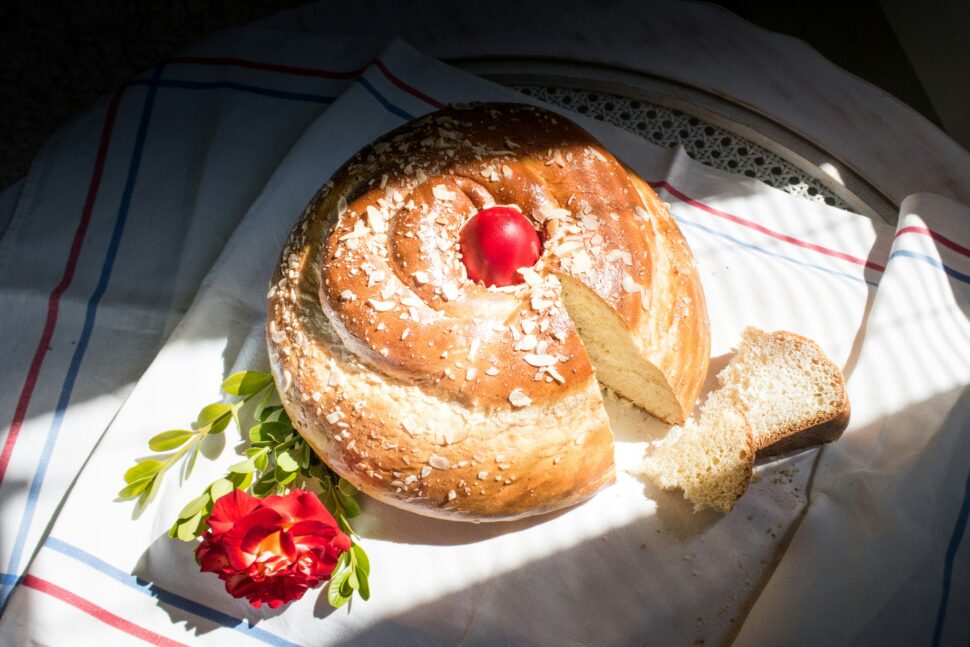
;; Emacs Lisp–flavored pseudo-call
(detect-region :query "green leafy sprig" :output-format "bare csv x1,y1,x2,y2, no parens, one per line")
119,370,371,607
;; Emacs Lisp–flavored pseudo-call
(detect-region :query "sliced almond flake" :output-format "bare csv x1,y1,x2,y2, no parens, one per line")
498,463,511,470
376,321,386,331
328,370,341,387
536,340,549,355
339,290,356,301
588,146,608,162
429,455,450,470
571,251,593,275
531,297,554,311
366,205,387,233
468,338,481,360
337,196,349,217
311,391,322,402
380,284,396,300
346,439,356,450
517,267,542,286
441,283,459,301
380,174,388,189
525,353,557,367
477,471,489,480
432,184,455,201
412,270,430,285
622,274,640,294
553,239,584,257
581,214,599,230
404,474,418,485
367,270,386,287
368,299,395,312
447,490,457,501
515,334,538,352
545,365,566,384
501,164,513,178
553,456,562,465
325,411,342,424
401,296,424,308
485,366,500,376
508,389,532,407
420,465,433,479
465,367,478,381
539,319,551,333
401,418,420,435
401,328,410,340
415,168,427,184
520,319,537,335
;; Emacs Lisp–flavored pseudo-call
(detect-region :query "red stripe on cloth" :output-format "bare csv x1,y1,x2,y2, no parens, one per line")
168,55,446,110
651,180,886,273
371,59,447,110
0,89,123,489
21,575,188,646
896,225,970,259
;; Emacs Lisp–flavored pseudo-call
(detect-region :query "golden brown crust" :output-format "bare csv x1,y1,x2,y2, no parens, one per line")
267,103,708,520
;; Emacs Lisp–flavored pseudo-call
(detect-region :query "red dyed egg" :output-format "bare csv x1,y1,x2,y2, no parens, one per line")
459,206,542,287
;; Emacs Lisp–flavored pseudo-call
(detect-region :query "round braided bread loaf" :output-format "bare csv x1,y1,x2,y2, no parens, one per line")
267,103,709,521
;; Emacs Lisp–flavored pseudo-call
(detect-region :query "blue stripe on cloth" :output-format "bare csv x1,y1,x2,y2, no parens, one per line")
0,574,18,586
355,76,415,120
889,249,970,285
127,78,335,105
932,468,970,647
0,68,163,614
44,537,300,647
674,216,879,287
0,66,417,616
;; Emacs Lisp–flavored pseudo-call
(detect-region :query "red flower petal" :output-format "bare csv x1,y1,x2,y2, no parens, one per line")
207,489,262,536
262,489,335,525
224,507,285,570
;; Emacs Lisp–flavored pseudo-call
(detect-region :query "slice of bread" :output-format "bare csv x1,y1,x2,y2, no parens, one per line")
717,328,850,457
641,328,850,512
641,391,755,512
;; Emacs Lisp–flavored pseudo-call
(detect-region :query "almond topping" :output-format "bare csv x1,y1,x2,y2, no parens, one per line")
524,354,557,367
508,389,532,407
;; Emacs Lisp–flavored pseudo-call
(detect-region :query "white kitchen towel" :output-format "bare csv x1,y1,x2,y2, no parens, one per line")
5,34,963,647
737,193,970,646
0,26,392,610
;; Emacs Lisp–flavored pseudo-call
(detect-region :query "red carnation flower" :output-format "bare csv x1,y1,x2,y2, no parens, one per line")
196,488,351,609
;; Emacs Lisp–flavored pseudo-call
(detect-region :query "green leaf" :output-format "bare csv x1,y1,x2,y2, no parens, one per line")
352,544,370,576
228,458,255,474
148,429,194,452
356,567,370,600
124,460,162,484
275,469,297,486
337,478,359,497
176,510,204,541
254,452,269,472
249,421,293,445
230,470,253,491
209,478,234,502
335,489,361,518
347,569,359,590
276,450,299,473
185,442,202,480
198,403,232,430
327,567,353,608
252,474,276,497
257,405,283,422
177,493,210,520
118,477,153,500
221,371,273,396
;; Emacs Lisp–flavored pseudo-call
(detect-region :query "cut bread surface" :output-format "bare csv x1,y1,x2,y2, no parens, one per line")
718,328,849,456
642,391,754,512
558,275,685,424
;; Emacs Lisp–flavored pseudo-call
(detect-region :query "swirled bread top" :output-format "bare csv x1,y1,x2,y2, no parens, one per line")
284,103,664,409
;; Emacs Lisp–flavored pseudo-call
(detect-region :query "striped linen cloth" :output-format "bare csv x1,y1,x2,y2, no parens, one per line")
0,29,966,646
